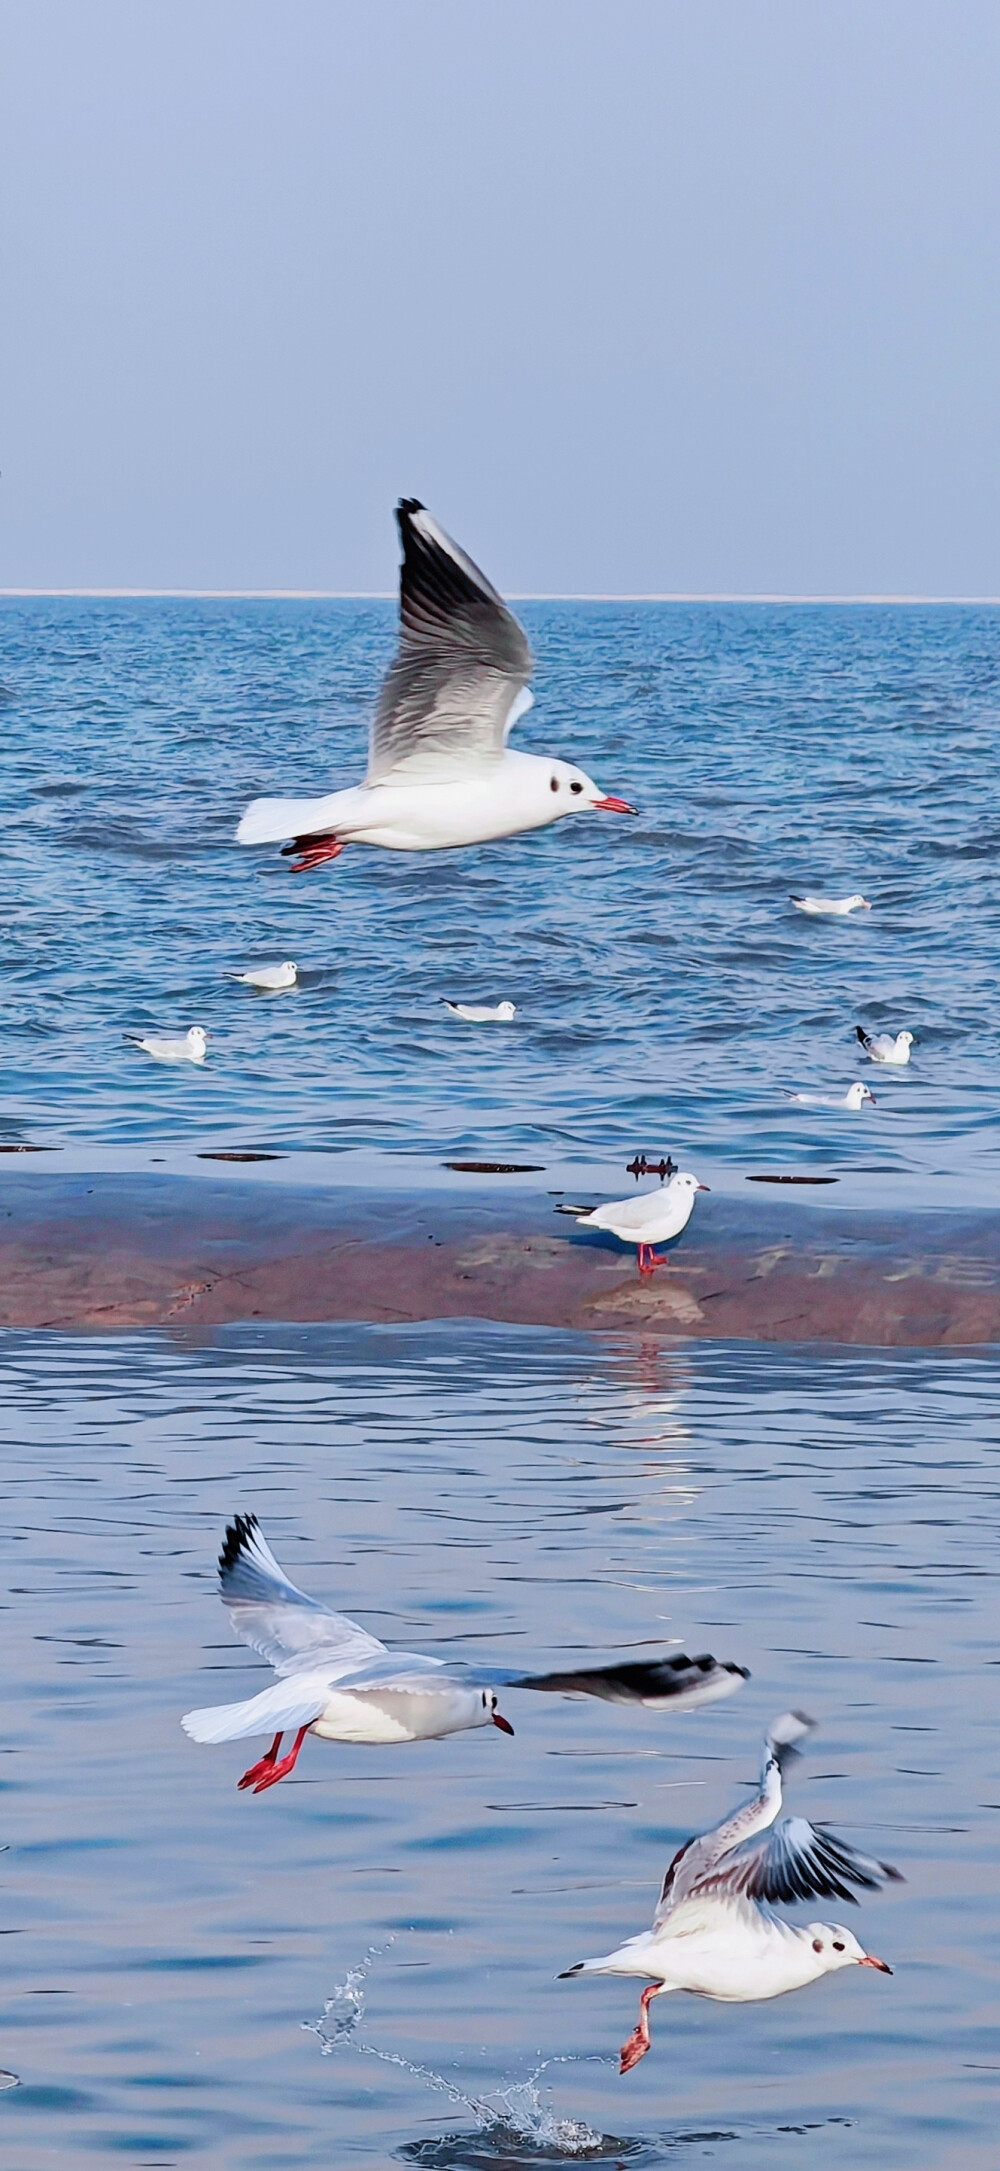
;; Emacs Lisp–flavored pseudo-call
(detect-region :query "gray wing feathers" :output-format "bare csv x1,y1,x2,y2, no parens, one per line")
367,500,532,784
217,1515,386,1677
692,1816,903,1906
502,1654,748,1709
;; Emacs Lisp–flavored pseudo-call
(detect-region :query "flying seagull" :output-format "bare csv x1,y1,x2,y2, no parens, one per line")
560,1711,901,2073
236,501,636,871
181,1516,748,1792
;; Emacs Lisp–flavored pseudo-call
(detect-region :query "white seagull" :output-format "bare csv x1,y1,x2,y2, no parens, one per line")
236,500,636,872
229,961,298,991
785,1082,875,1110
790,894,872,917
560,1711,901,2074
856,1026,913,1066
181,1516,748,1793
572,1170,708,1276
124,1025,209,1064
441,998,516,1022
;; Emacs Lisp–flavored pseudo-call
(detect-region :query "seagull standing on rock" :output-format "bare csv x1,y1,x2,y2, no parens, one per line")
572,1169,708,1275
181,1517,748,1792
560,1712,901,2074
236,501,636,872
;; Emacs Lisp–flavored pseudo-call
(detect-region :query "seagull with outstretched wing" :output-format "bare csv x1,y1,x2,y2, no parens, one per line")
560,1711,902,2073
181,1516,748,1793
236,501,635,871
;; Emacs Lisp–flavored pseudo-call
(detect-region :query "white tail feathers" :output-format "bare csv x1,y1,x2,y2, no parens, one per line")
181,1677,327,1744
236,797,331,847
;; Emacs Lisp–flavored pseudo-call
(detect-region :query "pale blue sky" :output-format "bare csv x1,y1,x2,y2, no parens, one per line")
2,1,999,595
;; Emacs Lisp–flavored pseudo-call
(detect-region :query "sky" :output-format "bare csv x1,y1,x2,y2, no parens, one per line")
2,0,1000,597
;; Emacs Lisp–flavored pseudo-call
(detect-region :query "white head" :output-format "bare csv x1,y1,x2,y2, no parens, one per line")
896,1030,914,1049
541,757,637,822
670,1170,710,1199
847,895,873,911
280,962,297,977
495,1001,516,1020
804,1922,891,1978
186,1027,210,1057
475,1687,514,1735
845,1081,875,1109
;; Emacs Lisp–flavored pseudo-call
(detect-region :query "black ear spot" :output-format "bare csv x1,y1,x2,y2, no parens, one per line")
550,776,559,792
812,1938,823,1953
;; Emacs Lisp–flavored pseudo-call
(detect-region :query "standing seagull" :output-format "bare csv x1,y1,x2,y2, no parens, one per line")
181,1516,748,1792
856,1027,913,1066
560,1712,901,2074
572,1170,708,1275
236,501,636,871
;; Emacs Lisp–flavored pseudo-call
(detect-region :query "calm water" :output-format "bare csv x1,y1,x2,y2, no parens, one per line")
2,598,1000,1204
1,1322,997,2169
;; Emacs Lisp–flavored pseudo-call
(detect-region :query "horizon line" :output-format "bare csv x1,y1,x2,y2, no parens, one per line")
2,586,1000,606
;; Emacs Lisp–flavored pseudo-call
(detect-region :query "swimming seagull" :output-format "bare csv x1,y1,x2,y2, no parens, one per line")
441,998,516,1022
790,894,872,917
571,1170,708,1275
124,1026,209,1064
856,1026,913,1066
181,1516,748,1792
785,1082,875,1110
236,501,636,871
229,961,298,991
560,1711,901,2074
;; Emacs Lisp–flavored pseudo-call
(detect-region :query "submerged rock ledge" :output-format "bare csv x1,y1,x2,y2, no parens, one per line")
1,1172,999,1345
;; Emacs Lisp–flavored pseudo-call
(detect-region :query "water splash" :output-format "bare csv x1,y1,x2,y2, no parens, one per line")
305,1954,622,2161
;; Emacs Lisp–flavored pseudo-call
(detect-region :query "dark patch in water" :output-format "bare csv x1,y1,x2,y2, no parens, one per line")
196,1150,285,1162
746,1174,839,1185
445,1162,546,1175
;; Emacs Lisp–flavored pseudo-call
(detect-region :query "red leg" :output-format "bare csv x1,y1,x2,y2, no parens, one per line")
638,1244,656,1276
620,1983,658,2075
282,833,346,873
251,1722,310,1793
238,1731,283,1792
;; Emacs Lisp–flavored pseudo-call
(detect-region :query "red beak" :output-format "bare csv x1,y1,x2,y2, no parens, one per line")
697,1183,711,1192
492,1711,515,1735
592,795,638,815
859,1954,892,1973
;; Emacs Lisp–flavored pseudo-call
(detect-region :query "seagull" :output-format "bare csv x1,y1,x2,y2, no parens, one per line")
571,1170,708,1275
441,998,516,1022
560,1711,901,2074
181,1516,748,1792
856,1026,913,1066
124,1026,209,1064
236,500,636,872
785,1082,875,1110
790,894,872,917
229,961,298,991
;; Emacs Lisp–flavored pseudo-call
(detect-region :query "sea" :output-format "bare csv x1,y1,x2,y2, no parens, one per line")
0,599,998,2168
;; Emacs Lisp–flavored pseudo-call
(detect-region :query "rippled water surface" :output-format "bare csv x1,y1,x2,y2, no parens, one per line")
1,1323,997,2168
2,598,1000,1201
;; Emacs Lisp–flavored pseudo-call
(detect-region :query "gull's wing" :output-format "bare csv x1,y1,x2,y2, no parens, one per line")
427,1650,748,1710
579,1192,666,1234
654,1711,813,1924
217,1515,386,1679
687,1815,903,1906
366,500,533,785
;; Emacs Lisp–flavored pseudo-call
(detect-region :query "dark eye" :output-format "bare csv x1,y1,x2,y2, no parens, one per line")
833,1941,845,1952
812,1939,823,1952
550,776,559,791
570,780,583,794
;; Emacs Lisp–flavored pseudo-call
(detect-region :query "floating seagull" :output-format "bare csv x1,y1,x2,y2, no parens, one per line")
236,500,636,872
790,894,872,917
560,1711,901,2074
785,1082,875,1110
856,1026,913,1066
124,1026,209,1064
441,998,516,1022
181,1516,748,1792
571,1170,708,1275
229,961,298,991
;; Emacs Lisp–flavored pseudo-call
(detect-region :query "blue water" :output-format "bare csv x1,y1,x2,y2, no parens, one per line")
1,1322,997,2168
2,597,999,1205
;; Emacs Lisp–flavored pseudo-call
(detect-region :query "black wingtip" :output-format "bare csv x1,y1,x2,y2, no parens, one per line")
855,1026,869,1047
557,1964,583,1978
219,1512,259,1577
